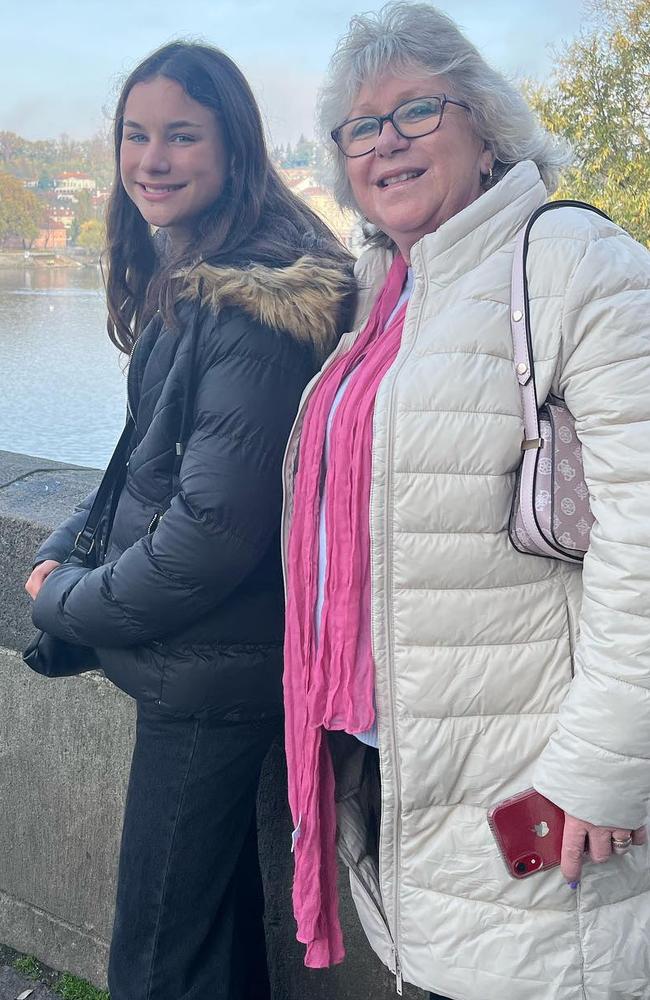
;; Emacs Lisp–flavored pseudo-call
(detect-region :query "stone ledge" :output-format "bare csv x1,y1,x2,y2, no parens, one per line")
0,451,101,654
0,891,108,988
0,450,100,531
0,450,423,999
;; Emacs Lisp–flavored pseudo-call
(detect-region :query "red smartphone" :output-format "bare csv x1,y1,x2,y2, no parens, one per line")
488,787,565,879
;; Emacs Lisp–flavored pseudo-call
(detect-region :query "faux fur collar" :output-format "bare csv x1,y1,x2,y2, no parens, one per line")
180,255,355,358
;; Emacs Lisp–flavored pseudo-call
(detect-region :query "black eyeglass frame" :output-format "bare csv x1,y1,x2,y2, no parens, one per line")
331,94,472,158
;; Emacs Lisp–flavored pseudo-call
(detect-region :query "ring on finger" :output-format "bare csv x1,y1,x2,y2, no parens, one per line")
612,835,633,855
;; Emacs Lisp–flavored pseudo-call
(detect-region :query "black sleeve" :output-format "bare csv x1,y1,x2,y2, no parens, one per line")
32,488,99,566
32,312,313,647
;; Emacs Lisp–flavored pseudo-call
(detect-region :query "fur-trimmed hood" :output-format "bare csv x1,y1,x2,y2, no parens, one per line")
180,255,355,359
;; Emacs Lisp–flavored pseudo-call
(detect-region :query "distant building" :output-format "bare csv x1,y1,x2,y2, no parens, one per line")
278,169,359,248
49,206,76,232
51,192,79,206
92,191,109,212
32,217,67,250
279,168,316,195
55,172,97,194
280,172,359,250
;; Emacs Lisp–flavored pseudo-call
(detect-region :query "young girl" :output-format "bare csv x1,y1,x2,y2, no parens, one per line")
25,41,353,1000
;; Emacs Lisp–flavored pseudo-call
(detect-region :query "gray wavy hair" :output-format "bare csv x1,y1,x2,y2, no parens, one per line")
318,2,570,213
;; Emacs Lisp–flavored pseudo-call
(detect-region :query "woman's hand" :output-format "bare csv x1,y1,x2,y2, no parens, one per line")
561,814,648,885
25,560,61,600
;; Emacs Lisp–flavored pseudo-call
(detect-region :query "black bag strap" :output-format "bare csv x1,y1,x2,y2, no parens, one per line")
174,278,204,476
517,199,611,366
71,279,204,561
70,417,134,563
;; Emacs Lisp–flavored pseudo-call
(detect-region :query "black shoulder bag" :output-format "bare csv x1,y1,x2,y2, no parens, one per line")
23,418,134,678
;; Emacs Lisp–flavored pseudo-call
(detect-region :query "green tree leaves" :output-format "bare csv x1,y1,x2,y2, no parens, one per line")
0,172,42,246
528,0,650,244
77,218,105,254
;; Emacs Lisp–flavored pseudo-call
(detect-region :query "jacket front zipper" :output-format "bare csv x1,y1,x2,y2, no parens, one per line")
126,336,141,426
369,246,428,996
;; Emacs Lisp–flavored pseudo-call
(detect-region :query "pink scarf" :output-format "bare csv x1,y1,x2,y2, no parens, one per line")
284,255,408,967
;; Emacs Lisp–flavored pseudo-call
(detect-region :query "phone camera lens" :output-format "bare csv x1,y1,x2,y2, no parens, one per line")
515,861,527,874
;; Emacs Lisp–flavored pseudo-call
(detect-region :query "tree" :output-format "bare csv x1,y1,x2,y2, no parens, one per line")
0,128,113,190
270,143,285,167
0,171,42,246
68,190,96,244
527,0,650,245
312,141,332,188
77,218,105,254
292,134,315,167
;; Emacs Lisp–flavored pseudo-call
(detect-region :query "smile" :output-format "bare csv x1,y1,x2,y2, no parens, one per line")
138,183,186,192
378,170,425,188
137,182,187,201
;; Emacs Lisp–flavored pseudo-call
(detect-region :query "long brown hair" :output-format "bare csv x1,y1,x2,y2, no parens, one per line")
105,41,351,354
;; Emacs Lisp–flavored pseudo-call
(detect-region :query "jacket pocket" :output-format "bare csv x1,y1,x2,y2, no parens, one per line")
97,642,166,704
557,565,582,676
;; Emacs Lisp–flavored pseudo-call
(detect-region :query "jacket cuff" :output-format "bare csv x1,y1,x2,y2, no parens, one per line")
31,563,92,642
533,726,649,829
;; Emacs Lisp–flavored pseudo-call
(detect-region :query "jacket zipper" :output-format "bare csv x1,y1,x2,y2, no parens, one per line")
126,335,141,425
369,247,428,996
148,511,163,534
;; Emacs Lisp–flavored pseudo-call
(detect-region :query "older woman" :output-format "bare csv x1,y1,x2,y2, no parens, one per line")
282,4,650,999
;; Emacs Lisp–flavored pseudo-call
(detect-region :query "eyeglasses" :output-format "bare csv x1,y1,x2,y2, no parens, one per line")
331,94,471,158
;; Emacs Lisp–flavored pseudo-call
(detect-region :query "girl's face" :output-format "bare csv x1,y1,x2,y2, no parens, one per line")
120,76,228,247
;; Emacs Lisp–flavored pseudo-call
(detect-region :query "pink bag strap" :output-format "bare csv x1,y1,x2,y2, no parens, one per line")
509,200,611,562
510,200,611,450
510,226,542,453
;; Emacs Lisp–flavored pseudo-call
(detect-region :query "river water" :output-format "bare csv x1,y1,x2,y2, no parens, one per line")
0,267,127,468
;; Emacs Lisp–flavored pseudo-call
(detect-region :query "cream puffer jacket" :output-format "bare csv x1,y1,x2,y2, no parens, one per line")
282,161,650,1000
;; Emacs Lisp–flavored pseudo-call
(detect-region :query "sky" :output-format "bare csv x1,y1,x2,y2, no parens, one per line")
2,0,586,147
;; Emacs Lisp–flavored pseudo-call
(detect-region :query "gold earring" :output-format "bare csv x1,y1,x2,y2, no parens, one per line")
482,165,494,187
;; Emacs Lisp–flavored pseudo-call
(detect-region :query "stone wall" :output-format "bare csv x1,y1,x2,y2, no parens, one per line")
0,450,422,999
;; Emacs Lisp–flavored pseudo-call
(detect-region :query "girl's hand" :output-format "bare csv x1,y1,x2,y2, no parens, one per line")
25,560,61,600
561,813,648,884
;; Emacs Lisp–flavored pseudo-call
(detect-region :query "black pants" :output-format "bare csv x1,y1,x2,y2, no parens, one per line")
108,701,280,1000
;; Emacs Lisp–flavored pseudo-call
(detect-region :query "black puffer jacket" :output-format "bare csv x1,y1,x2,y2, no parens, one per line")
33,255,354,718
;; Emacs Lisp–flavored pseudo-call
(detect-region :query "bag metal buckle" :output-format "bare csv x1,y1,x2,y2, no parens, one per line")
73,528,95,560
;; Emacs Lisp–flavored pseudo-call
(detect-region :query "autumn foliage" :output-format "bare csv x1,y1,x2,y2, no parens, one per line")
0,171,43,247
528,0,650,245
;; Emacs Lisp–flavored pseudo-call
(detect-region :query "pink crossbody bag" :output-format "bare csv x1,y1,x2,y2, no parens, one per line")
508,200,610,563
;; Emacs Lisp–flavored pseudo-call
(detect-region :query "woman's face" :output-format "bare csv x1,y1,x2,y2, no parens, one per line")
120,76,228,247
344,70,493,262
